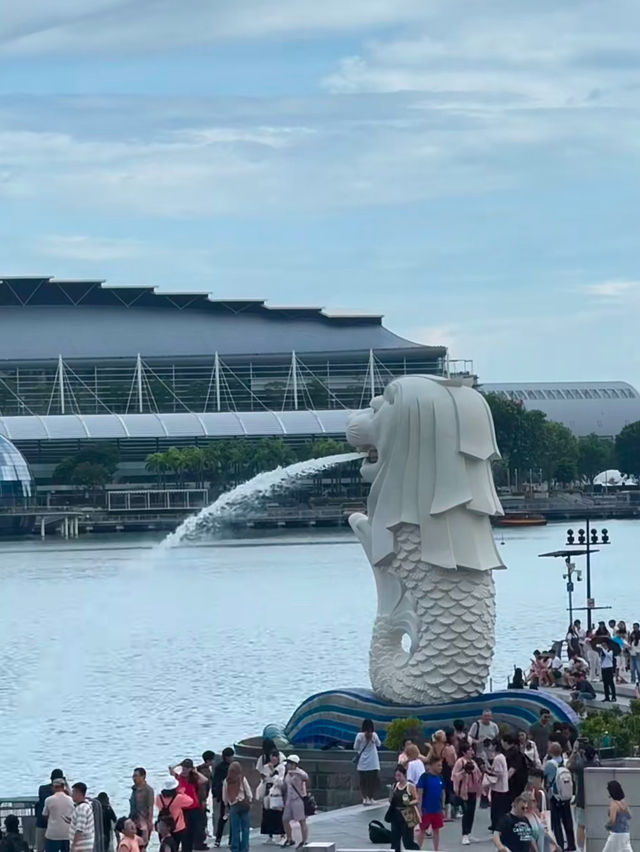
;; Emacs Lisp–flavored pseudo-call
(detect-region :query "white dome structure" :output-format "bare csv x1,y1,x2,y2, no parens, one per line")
594,469,636,487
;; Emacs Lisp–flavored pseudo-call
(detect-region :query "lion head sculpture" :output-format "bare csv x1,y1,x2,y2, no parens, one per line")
346,375,505,572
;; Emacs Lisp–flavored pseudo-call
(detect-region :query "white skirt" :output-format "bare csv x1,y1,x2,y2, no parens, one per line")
603,832,633,852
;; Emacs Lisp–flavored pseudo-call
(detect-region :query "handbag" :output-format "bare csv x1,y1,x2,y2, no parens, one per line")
303,795,317,817
290,776,316,817
268,792,284,811
353,737,373,766
401,806,420,829
233,779,252,813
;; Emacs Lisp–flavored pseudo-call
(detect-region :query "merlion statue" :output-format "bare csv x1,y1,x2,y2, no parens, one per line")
346,375,505,705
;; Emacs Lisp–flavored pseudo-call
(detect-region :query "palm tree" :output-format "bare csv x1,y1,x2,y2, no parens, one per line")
311,438,349,457
145,451,170,487
163,446,188,487
181,447,207,488
252,438,295,472
203,443,223,488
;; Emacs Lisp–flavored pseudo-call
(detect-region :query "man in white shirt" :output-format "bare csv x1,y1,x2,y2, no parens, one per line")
469,709,499,762
550,652,565,686
44,778,74,852
69,783,94,852
600,642,617,702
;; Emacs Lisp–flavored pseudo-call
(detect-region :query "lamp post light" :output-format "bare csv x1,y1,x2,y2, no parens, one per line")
562,557,582,625
565,521,611,631
539,548,589,624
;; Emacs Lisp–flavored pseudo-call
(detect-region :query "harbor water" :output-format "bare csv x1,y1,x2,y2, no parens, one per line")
0,519,637,808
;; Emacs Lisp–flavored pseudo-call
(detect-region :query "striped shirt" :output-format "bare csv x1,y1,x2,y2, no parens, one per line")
70,801,94,852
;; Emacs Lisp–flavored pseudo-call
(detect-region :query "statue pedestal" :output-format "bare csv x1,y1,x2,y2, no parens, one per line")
285,687,578,747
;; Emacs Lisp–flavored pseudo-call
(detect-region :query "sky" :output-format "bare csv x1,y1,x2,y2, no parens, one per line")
1,0,640,385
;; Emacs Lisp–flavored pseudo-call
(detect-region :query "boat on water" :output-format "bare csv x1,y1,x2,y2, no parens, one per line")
494,512,547,527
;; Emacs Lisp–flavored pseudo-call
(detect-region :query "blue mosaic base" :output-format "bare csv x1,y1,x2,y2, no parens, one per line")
284,687,578,747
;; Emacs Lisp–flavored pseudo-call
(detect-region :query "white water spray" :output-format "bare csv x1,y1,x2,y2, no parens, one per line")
161,452,362,548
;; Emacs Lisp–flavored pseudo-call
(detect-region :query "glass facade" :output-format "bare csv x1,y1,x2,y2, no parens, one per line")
0,435,32,505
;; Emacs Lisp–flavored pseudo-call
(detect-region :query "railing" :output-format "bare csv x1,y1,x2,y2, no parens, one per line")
107,488,208,512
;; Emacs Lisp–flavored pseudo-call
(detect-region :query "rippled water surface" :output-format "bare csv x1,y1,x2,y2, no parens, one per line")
0,519,638,808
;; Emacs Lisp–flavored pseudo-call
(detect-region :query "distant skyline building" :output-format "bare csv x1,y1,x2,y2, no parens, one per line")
0,277,637,482
0,276,454,479
481,381,640,438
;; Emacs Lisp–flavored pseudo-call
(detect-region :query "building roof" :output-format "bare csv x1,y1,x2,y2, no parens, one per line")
481,381,640,437
0,277,434,361
0,410,353,441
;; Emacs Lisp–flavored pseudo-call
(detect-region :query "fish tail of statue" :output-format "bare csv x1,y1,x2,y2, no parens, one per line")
368,535,496,704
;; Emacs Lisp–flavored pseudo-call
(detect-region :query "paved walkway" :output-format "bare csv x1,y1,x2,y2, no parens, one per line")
298,800,495,852
544,682,636,710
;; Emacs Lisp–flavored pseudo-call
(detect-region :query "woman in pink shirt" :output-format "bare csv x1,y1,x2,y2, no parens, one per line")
452,743,483,845
155,778,194,850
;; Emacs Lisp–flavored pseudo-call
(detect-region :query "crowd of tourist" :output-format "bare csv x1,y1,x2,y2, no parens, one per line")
23,742,313,852
520,618,640,704
4,704,633,852
354,709,623,852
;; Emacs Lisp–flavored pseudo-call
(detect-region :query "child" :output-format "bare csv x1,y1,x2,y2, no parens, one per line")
115,819,141,852
416,756,445,850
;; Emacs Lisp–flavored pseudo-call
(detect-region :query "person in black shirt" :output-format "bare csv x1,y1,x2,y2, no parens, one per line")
211,748,235,848
493,796,535,852
503,734,528,800
567,742,599,852
0,815,30,852
36,770,67,852
96,793,117,852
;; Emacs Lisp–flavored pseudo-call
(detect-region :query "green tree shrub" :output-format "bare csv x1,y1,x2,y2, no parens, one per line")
383,717,425,751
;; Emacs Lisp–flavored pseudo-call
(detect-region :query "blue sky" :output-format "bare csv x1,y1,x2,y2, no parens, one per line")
1,0,640,384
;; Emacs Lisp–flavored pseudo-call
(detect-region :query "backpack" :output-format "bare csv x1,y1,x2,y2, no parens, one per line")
554,765,574,801
156,796,176,833
369,820,392,844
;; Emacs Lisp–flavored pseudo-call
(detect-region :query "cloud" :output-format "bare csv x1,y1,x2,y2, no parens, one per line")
37,234,145,261
0,96,529,217
583,280,640,299
407,324,460,354
0,0,426,55
322,1,640,110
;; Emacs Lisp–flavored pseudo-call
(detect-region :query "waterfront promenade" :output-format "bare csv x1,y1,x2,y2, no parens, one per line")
301,800,492,852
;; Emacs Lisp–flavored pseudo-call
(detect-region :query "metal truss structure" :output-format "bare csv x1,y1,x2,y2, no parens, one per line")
0,351,473,417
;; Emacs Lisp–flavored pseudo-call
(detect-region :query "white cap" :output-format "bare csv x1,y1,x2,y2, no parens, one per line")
286,754,300,765
162,777,179,791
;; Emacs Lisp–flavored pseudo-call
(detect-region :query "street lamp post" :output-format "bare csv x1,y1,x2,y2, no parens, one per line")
565,521,611,631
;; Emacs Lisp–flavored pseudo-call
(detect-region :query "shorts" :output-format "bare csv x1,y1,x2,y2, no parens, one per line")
575,807,585,827
420,813,444,831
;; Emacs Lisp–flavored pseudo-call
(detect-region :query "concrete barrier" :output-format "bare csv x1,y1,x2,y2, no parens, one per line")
585,760,640,852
